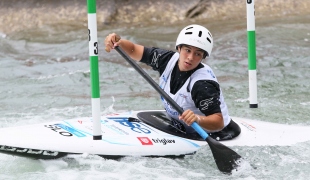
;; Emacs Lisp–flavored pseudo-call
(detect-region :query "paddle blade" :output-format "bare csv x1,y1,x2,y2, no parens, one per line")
206,137,241,173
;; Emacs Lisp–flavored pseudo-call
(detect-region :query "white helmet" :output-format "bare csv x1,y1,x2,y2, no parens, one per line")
175,24,213,57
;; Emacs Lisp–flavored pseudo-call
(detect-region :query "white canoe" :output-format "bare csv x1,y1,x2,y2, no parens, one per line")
0,110,310,159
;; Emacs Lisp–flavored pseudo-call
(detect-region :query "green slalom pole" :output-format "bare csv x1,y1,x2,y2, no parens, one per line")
246,0,258,108
87,0,102,140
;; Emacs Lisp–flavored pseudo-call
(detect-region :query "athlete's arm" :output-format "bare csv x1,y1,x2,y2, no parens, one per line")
180,110,223,131
104,33,144,61
179,80,224,131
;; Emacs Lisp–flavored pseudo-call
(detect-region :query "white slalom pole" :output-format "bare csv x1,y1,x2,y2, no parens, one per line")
246,0,258,108
87,0,102,140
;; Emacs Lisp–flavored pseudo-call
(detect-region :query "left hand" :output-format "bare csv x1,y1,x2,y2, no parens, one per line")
179,109,199,126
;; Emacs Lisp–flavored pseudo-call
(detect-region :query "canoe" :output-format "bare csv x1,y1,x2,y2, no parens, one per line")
1,110,309,159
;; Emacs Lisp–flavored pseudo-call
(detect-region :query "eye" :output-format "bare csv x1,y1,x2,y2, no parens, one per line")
195,52,203,57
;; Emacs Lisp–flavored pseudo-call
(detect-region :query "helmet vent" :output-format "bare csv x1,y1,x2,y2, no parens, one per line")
198,31,202,37
207,37,211,43
208,32,212,37
185,32,193,35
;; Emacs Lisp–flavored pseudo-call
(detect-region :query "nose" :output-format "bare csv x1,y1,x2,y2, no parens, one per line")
187,52,194,61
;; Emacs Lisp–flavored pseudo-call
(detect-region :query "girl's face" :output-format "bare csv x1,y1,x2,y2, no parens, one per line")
178,45,204,71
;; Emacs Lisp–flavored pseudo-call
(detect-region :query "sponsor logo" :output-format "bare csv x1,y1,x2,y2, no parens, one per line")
189,38,207,46
200,98,213,110
0,145,59,156
151,52,160,68
207,69,215,78
152,138,175,145
109,118,153,134
45,124,86,137
137,137,153,145
55,124,86,137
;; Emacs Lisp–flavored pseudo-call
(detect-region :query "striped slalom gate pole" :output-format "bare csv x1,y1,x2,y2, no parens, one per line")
246,0,258,108
87,0,102,140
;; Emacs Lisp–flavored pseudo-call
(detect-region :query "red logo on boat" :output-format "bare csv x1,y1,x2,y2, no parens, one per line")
137,137,153,145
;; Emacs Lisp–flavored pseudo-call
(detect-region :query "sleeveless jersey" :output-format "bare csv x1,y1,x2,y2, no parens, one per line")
159,53,231,131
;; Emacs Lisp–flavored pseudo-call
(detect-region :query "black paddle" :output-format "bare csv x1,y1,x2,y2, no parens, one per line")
114,46,242,173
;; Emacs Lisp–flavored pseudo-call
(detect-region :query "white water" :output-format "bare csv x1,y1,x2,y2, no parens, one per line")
0,14,310,179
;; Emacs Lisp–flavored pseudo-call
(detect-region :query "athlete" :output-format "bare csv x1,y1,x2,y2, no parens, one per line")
104,24,240,140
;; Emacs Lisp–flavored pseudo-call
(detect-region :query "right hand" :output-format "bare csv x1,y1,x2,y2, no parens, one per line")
104,33,121,52
179,109,200,126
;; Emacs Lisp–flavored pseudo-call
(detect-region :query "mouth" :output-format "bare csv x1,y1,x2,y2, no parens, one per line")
179,60,192,71
185,61,192,66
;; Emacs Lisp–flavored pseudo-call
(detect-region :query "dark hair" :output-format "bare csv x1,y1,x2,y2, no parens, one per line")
177,44,208,59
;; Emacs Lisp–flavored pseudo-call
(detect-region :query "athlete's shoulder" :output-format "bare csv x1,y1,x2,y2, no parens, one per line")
142,47,176,61
141,47,177,73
